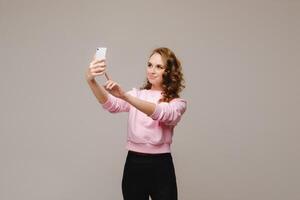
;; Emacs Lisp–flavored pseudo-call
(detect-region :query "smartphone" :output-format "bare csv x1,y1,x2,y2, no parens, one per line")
94,47,110,80
95,47,107,60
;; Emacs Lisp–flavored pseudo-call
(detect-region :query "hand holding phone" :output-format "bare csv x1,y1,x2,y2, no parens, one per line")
94,47,110,80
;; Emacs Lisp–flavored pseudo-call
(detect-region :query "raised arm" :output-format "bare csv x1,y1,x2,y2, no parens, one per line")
85,58,109,104
122,94,187,126
122,93,156,116
102,80,187,124
86,79,109,104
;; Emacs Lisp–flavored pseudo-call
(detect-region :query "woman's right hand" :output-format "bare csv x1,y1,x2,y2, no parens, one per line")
85,56,106,81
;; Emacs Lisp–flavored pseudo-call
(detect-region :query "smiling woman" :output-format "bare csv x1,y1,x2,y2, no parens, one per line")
141,47,185,103
85,47,187,200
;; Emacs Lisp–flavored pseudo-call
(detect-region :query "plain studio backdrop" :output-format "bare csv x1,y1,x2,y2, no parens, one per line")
0,0,299,200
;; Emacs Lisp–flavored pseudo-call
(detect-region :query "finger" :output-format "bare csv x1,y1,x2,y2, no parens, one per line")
104,80,112,88
90,61,104,67
94,59,106,64
95,62,106,68
90,58,100,65
106,81,114,89
91,66,105,73
89,59,105,67
107,81,116,90
91,69,104,74
89,64,103,70
90,62,106,69
105,80,113,85
91,72,105,76
108,82,116,90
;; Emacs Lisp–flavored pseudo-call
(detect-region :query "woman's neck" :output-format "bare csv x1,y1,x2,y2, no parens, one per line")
150,85,163,91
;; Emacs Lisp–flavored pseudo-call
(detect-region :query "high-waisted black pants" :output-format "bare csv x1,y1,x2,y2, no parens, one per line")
122,150,178,200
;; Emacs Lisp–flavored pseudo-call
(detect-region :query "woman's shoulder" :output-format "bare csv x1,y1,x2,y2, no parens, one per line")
170,97,186,102
168,97,187,107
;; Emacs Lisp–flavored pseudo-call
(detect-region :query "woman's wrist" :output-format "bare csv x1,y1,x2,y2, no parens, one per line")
121,93,130,102
86,75,96,83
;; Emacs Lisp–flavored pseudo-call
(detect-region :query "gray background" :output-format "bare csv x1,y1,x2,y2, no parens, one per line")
1,0,299,199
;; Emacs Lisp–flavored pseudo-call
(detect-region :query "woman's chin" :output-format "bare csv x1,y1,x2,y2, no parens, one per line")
148,79,160,86
149,81,157,85
148,79,154,84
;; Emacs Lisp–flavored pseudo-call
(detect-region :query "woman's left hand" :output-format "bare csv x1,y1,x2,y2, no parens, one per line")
104,80,126,99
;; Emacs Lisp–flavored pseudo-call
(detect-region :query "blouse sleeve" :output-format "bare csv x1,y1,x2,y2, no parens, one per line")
148,98,187,126
101,89,136,113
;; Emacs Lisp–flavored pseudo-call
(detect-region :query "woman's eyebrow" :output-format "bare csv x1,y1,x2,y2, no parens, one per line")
148,62,163,66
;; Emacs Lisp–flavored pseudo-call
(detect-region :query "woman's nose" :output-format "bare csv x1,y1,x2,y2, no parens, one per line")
149,67,157,73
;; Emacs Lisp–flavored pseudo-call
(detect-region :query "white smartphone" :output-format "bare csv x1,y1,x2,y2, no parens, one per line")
95,47,107,60
94,47,110,80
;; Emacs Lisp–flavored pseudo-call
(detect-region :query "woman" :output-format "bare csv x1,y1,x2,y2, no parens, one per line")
85,47,187,200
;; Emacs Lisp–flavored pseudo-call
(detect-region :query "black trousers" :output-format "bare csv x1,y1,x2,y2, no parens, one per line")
122,150,178,200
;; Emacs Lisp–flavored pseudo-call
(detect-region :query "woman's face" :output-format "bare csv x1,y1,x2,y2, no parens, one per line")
147,53,166,90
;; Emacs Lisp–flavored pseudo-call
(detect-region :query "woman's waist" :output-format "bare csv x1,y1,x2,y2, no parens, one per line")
126,140,171,154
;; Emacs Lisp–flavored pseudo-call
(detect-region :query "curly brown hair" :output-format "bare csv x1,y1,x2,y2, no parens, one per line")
140,47,185,102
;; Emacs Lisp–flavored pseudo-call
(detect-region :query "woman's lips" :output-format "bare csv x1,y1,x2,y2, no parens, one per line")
148,75,156,79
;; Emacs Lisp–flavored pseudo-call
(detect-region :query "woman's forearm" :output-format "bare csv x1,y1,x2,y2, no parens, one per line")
122,93,156,116
86,79,108,104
